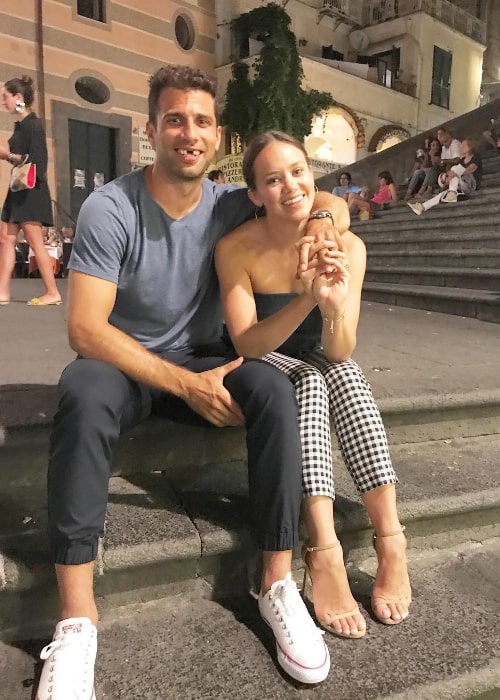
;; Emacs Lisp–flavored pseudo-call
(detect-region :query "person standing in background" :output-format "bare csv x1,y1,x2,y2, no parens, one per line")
0,75,61,306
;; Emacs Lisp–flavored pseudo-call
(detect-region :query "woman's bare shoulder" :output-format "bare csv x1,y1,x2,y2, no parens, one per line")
216,219,264,254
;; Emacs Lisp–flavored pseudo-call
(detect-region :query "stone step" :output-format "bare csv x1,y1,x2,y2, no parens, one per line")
365,266,500,291
354,206,500,233
1,434,500,642
3,538,500,700
364,232,500,252
352,191,500,228
362,282,500,322
4,380,500,495
366,248,500,268
358,226,500,245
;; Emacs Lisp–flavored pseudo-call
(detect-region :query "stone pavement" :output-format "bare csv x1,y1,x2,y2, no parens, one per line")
1,539,500,700
2,277,500,426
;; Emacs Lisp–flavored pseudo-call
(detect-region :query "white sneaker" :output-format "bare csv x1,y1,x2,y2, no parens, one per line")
36,617,97,700
258,573,330,684
407,201,424,215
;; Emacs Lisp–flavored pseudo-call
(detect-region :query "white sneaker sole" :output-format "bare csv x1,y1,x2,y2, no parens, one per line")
261,615,330,684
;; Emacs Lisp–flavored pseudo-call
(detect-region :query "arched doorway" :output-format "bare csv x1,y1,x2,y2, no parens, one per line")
368,125,411,153
305,109,357,167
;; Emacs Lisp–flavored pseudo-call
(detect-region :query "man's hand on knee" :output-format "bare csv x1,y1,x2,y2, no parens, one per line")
182,357,245,427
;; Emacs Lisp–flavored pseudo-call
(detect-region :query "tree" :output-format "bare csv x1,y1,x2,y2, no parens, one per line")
220,2,336,144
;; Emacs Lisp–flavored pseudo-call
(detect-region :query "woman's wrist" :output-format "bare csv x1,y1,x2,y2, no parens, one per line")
322,309,346,333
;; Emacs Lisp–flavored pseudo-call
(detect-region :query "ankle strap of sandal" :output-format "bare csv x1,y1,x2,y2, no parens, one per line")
303,540,340,553
373,525,406,541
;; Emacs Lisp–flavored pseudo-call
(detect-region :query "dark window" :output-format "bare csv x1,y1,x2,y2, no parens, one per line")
431,46,452,109
77,0,105,23
322,46,344,61
175,14,195,51
74,76,110,104
358,47,400,88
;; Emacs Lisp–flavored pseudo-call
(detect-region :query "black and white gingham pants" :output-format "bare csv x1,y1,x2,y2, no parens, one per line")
262,349,397,499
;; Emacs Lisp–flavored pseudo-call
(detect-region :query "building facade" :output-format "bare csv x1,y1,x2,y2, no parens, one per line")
0,0,494,215
217,0,487,176
0,0,216,221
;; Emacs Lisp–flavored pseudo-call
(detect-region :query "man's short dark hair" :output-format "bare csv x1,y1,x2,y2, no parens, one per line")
207,169,224,182
148,64,216,124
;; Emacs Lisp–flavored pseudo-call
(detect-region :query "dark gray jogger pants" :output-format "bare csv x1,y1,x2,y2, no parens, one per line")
48,346,303,564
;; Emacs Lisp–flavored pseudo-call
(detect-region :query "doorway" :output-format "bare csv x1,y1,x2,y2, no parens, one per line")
69,120,117,220
52,101,131,225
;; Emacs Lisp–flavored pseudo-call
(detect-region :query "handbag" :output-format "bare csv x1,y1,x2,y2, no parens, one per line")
9,155,37,192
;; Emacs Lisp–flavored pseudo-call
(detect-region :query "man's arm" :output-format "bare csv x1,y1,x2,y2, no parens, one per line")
442,141,462,168
299,190,350,273
68,271,244,427
311,190,350,234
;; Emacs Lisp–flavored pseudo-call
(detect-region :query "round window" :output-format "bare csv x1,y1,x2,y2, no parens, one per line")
74,76,110,105
175,14,195,51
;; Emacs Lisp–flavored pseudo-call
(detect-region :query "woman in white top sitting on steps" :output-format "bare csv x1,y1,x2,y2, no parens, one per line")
407,138,482,215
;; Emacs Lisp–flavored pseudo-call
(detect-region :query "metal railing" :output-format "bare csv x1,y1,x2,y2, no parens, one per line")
319,0,363,24
361,0,486,44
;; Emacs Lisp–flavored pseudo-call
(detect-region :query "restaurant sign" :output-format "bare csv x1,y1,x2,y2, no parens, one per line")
309,158,344,174
138,127,155,165
213,154,245,184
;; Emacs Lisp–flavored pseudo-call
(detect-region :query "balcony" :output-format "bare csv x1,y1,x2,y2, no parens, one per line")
311,0,363,25
305,0,486,44
361,0,486,45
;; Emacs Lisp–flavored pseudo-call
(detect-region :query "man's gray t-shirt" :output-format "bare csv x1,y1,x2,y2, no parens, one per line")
69,169,253,352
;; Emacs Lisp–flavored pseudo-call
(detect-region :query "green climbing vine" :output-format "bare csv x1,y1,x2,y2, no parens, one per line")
220,2,336,144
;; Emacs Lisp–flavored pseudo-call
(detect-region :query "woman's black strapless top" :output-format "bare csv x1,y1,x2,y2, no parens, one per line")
254,292,322,359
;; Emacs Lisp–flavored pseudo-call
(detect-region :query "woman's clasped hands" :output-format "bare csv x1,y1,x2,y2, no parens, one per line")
296,234,350,311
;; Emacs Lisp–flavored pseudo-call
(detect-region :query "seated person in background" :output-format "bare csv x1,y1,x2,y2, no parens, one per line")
408,138,481,215
332,171,366,200
347,170,398,219
207,168,226,184
216,131,411,642
404,137,441,200
417,127,461,199
483,117,500,153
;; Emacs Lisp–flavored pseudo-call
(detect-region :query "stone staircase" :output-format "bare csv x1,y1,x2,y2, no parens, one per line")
2,287,500,653
351,150,500,322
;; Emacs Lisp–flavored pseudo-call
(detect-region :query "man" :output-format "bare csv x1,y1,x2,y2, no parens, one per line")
37,64,350,698
207,167,226,184
332,171,362,200
418,127,461,197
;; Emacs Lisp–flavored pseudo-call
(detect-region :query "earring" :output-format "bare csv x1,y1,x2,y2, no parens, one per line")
15,100,25,113
314,185,319,192
254,206,265,219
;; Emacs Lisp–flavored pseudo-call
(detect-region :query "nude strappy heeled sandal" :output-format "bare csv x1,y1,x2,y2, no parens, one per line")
302,541,366,639
371,526,411,626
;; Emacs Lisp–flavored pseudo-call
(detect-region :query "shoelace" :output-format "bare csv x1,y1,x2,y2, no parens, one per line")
269,574,323,641
40,639,62,660
271,575,301,617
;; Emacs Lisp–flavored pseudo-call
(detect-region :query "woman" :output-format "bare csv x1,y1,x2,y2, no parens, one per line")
0,75,61,305
404,137,441,200
408,138,482,215
215,131,411,638
347,170,398,220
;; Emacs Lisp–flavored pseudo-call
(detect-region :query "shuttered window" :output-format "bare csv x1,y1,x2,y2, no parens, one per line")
431,46,452,109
